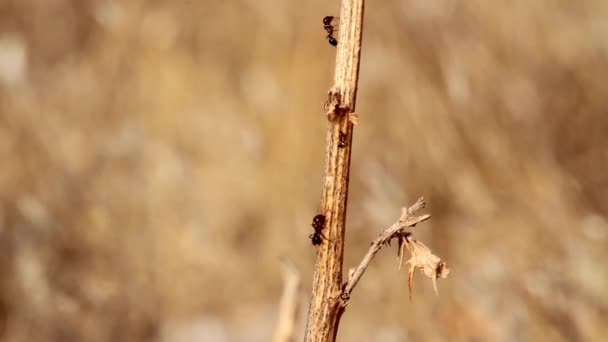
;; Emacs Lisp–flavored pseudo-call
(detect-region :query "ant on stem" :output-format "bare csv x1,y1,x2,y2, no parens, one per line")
310,214,329,246
323,16,339,47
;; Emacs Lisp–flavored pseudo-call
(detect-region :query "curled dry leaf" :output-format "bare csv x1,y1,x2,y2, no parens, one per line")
398,239,405,271
404,239,450,301
397,233,409,270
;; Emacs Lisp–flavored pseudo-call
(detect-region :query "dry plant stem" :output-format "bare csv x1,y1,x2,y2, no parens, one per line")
342,198,430,298
273,260,301,342
304,0,364,341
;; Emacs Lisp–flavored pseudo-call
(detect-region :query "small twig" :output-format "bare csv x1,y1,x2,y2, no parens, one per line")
341,198,431,301
272,260,301,342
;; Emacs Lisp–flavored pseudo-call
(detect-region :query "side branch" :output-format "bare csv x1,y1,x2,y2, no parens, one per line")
342,198,431,300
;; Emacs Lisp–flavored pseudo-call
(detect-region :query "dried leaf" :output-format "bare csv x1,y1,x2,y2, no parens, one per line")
397,235,405,270
408,265,415,302
404,239,450,301
348,112,360,125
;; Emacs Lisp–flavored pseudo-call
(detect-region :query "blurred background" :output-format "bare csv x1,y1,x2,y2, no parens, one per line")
1,0,607,341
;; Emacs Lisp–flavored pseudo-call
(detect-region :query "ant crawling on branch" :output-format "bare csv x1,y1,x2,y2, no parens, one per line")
310,214,329,246
322,16,339,47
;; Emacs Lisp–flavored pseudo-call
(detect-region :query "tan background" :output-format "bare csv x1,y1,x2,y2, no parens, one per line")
1,0,607,341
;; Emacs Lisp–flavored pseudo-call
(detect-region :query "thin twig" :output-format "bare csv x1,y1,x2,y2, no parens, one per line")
341,198,430,300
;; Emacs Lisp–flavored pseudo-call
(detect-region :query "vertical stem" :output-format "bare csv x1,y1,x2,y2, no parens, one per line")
304,0,365,341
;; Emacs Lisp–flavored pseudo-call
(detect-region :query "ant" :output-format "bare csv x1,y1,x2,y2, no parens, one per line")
323,16,339,47
338,131,347,148
310,214,329,246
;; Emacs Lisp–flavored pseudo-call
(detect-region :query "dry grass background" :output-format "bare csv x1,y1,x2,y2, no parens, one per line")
0,0,607,341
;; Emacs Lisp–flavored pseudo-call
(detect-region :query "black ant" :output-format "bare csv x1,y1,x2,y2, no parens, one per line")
310,214,328,246
323,16,339,47
338,131,347,148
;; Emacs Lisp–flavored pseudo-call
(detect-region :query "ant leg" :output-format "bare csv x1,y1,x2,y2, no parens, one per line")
320,232,332,242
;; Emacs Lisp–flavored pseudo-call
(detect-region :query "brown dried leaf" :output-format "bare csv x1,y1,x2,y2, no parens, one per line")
405,239,450,301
